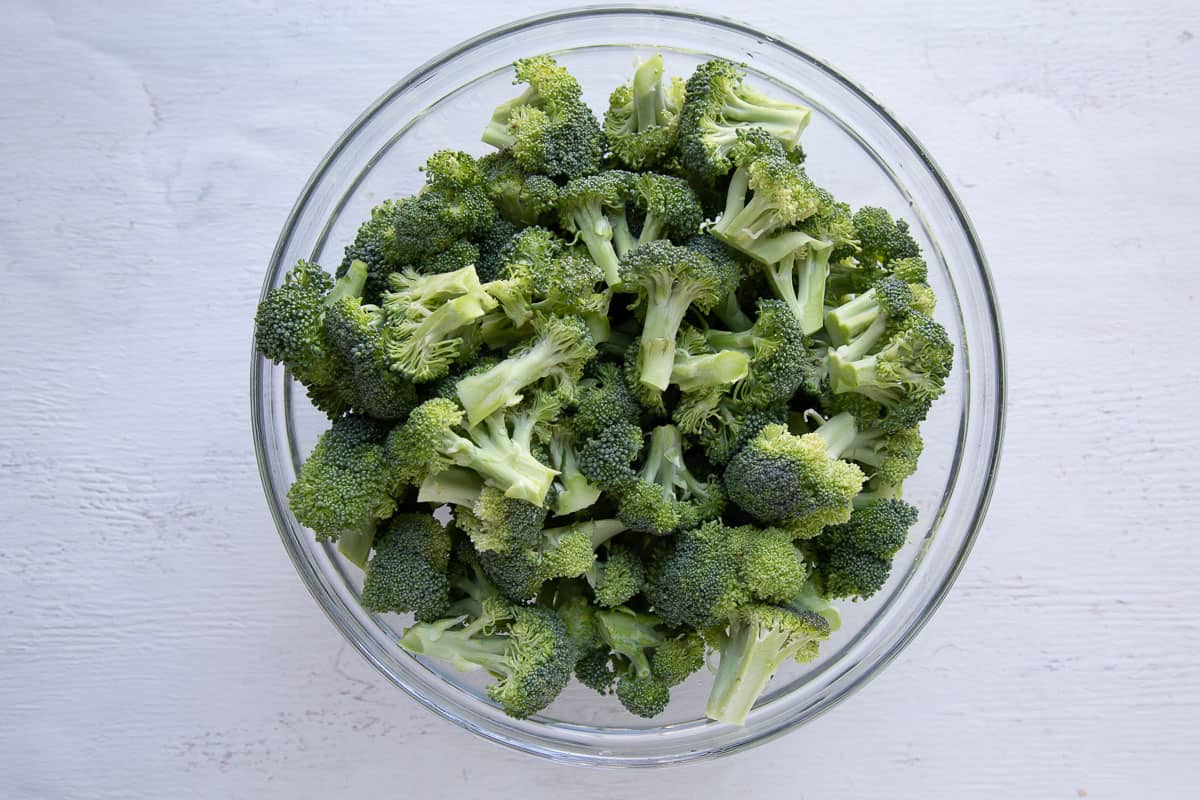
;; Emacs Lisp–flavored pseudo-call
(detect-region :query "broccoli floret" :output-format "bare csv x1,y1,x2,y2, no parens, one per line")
322,294,419,420
574,646,618,694
455,313,596,426
338,199,404,303
786,575,842,632
844,426,924,485
360,513,452,622
742,187,858,334
487,228,607,330
619,241,739,391
678,59,811,182
595,608,673,718
478,151,560,226
586,543,645,607
399,597,574,719
649,631,706,687
547,423,602,516
644,521,806,628
617,425,725,535
254,259,366,418
820,497,918,560
723,413,866,535
557,170,637,286
604,55,686,170
710,133,839,270
482,55,604,179
387,397,559,507
704,604,830,725
386,151,496,266
824,274,916,347
704,298,816,408
851,206,920,267
457,485,549,554
827,311,953,431
479,519,627,601
287,415,397,567
577,421,643,492
632,173,703,245
381,266,499,382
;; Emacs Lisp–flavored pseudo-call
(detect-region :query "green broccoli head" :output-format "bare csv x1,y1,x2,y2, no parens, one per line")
360,514,452,622
337,200,404,304
482,55,605,180
287,415,397,560
322,295,419,421
399,598,574,719
633,172,703,245
705,604,830,725
723,415,865,532
456,485,549,554
619,241,740,391
587,543,645,607
851,206,921,267
649,631,706,687
678,59,811,182
478,151,560,226
604,54,687,170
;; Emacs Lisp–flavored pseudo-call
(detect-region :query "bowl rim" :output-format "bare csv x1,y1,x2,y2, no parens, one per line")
252,3,1006,765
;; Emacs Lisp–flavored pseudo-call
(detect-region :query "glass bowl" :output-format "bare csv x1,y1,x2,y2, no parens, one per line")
251,6,1005,766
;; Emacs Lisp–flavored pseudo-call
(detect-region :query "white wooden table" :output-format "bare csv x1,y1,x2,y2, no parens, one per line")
3,1,1197,796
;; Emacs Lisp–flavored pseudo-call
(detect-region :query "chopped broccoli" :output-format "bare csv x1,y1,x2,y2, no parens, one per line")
616,424,725,535
399,596,574,719
619,241,739,391
705,604,830,725
723,413,866,536
254,259,365,418
278,53,955,725
632,172,704,245
605,55,686,170
557,170,637,286
678,59,811,182
287,414,396,567
482,55,604,179
361,513,452,622
387,397,559,506
455,313,595,426
585,543,645,607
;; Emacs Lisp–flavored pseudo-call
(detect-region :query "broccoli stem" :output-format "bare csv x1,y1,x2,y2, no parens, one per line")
762,243,832,335
639,425,687,500
632,56,665,131
813,411,858,460
721,89,810,148
639,288,697,390
825,287,882,346
327,260,368,306
704,620,789,725
417,466,484,507
712,291,753,332
671,350,750,392
568,204,621,285
612,213,637,258
459,415,559,506
399,614,511,674
596,609,659,677
457,336,567,425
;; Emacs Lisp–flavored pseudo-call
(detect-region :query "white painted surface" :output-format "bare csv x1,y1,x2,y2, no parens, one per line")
2,0,1198,796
